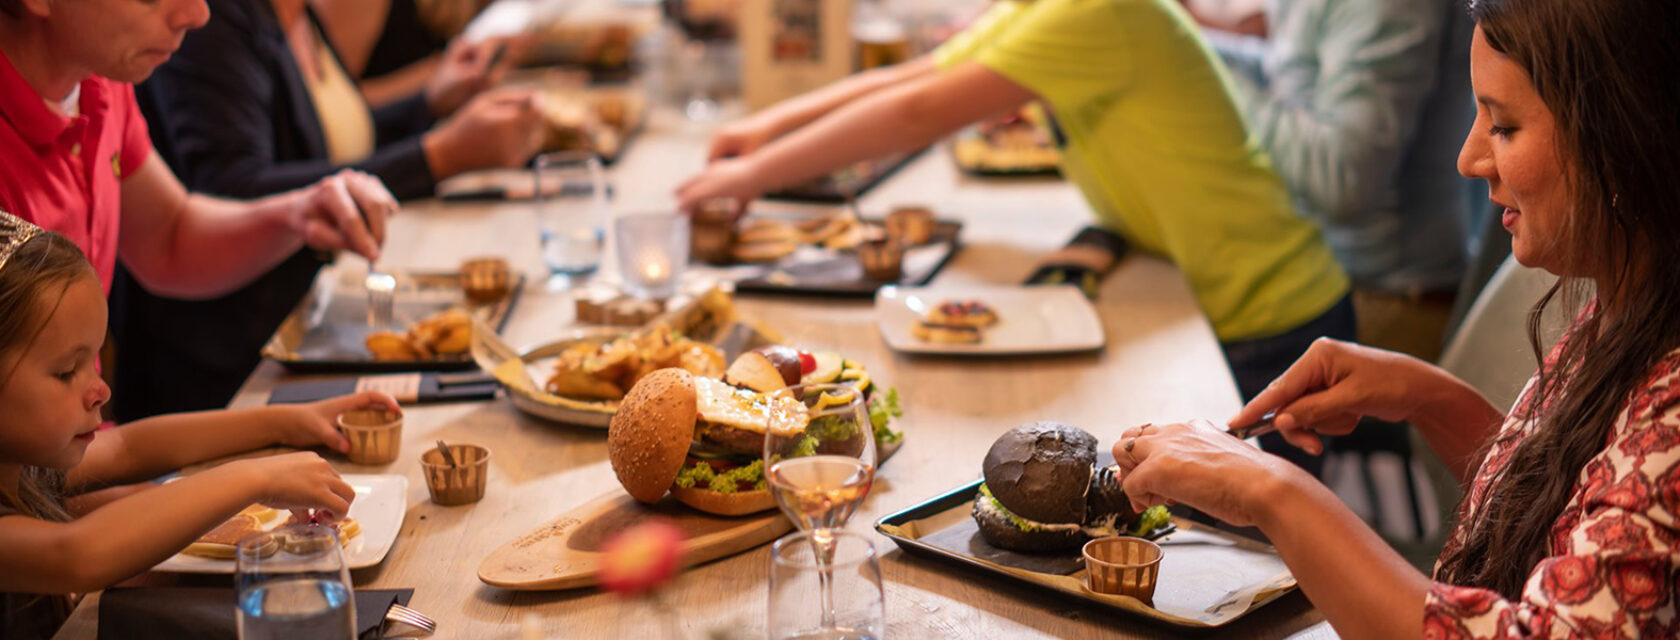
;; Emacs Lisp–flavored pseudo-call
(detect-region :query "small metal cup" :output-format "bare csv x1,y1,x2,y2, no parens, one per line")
336,409,403,465
459,257,512,304
1082,537,1162,604
421,444,491,505
690,198,741,265
857,236,904,282
885,206,935,246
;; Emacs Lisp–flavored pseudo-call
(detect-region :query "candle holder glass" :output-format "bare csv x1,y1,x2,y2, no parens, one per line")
614,212,690,300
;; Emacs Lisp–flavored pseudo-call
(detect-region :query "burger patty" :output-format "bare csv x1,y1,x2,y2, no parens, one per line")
698,422,764,456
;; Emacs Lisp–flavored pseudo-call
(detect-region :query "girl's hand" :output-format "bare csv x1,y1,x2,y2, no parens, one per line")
278,391,402,454
1227,338,1455,455
677,157,765,212
1112,420,1306,528
234,452,356,520
706,116,778,162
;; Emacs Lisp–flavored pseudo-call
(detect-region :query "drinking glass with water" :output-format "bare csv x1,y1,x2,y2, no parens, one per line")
534,151,608,285
236,525,355,640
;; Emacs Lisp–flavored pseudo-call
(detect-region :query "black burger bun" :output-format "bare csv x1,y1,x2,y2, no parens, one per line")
981,422,1097,524
971,499,1086,553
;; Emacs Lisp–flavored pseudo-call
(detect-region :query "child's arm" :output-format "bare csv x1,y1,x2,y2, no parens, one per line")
0,452,353,593
678,62,1035,210
67,392,398,491
707,57,938,161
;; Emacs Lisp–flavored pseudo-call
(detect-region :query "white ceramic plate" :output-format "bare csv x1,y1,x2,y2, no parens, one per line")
152,474,408,573
875,285,1105,355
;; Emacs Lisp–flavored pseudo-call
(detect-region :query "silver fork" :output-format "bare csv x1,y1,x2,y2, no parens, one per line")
382,602,436,638
365,269,396,330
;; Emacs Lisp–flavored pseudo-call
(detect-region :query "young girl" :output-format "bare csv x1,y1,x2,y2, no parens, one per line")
0,211,398,639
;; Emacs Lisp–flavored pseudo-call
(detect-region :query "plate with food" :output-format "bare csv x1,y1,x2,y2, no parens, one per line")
874,285,1104,355
152,474,408,574
875,423,1297,628
478,355,905,590
262,267,524,373
951,108,1062,177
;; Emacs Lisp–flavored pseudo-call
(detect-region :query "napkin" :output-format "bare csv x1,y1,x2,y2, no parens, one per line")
1023,226,1131,299
267,372,498,405
97,587,412,640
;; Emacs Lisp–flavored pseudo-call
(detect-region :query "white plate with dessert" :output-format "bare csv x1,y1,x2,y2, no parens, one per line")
874,285,1104,355
151,474,408,573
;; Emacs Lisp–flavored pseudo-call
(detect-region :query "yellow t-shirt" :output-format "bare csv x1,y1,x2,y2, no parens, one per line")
936,0,1348,342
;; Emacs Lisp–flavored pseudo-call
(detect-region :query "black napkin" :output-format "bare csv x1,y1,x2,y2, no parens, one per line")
97,587,412,640
1023,226,1131,299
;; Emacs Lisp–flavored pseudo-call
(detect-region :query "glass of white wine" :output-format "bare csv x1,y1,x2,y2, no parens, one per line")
764,384,877,637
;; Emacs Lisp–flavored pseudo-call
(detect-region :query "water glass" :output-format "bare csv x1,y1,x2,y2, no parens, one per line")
534,151,608,281
236,525,355,640
769,530,885,640
614,213,690,299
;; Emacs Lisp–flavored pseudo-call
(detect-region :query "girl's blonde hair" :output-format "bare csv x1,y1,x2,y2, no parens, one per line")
0,228,97,522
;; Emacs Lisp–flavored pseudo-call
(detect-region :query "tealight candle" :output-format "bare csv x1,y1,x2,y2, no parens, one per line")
614,213,690,300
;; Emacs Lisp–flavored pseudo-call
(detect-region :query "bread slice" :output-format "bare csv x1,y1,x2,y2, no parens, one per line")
182,514,267,559
912,321,982,344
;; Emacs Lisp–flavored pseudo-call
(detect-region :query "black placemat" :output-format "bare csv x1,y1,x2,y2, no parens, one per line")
97,587,411,640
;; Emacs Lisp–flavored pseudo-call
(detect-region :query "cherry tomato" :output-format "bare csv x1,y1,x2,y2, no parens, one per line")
798,350,817,375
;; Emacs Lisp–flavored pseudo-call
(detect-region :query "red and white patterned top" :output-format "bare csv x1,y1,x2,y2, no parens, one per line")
1425,315,1680,638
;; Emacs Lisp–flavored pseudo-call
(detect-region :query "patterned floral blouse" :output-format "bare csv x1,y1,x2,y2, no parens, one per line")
1425,319,1680,638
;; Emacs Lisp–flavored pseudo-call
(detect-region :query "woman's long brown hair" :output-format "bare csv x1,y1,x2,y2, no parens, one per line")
0,230,96,523
1435,0,1680,599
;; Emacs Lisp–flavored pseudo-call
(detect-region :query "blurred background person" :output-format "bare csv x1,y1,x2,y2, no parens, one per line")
311,0,499,109
116,0,544,420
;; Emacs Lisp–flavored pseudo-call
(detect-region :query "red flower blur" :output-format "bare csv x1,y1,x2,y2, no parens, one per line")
599,519,685,598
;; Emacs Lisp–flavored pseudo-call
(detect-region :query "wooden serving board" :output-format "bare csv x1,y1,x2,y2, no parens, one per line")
478,490,793,590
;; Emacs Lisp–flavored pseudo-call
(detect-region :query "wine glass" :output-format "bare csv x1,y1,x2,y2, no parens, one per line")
235,524,355,640
533,151,608,289
763,384,877,634
768,530,885,640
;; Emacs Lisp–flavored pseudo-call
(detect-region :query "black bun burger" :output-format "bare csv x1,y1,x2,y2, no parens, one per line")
972,421,1171,553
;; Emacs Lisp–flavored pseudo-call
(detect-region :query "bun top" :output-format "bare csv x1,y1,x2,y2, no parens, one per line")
608,368,698,503
981,421,1097,524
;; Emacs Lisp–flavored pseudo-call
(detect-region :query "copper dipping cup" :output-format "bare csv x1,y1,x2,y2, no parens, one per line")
857,237,904,282
460,257,512,303
690,198,741,265
336,409,403,465
1082,537,1162,604
885,206,935,246
421,444,491,505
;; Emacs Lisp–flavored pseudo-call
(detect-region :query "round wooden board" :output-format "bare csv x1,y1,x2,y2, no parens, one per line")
477,489,794,591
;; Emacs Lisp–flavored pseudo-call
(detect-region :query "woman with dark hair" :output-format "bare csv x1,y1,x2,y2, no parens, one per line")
1113,0,1680,636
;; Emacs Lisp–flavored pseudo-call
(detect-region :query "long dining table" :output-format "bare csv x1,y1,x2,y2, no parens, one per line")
55,105,1337,639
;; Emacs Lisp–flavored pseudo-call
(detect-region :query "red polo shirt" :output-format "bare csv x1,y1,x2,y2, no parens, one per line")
0,50,151,294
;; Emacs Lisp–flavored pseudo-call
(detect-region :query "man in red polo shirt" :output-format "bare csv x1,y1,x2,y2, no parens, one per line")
0,0,393,298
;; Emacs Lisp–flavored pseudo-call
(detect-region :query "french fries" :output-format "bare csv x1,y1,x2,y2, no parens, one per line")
366,309,472,360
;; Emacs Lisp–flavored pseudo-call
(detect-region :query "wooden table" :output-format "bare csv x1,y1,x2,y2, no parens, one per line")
57,107,1335,639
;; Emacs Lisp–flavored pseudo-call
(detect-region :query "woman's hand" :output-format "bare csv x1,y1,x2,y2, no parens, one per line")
292,169,397,262
426,37,515,117
232,452,357,520
275,391,402,454
676,156,765,212
706,116,780,162
1112,420,1307,527
424,88,546,177
1227,338,1464,455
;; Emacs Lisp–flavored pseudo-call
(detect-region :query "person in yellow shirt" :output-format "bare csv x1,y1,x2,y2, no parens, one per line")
679,0,1352,472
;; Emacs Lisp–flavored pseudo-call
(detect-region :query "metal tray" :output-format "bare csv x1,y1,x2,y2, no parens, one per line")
875,478,1299,629
726,219,962,298
262,271,523,374
766,149,925,203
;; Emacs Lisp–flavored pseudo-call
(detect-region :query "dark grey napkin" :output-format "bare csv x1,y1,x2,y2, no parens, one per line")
97,587,412,640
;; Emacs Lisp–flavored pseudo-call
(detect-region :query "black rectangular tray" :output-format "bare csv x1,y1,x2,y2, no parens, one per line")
765,148,926,203
261,271,524,374
729,219,961,297
875,478,1300,629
